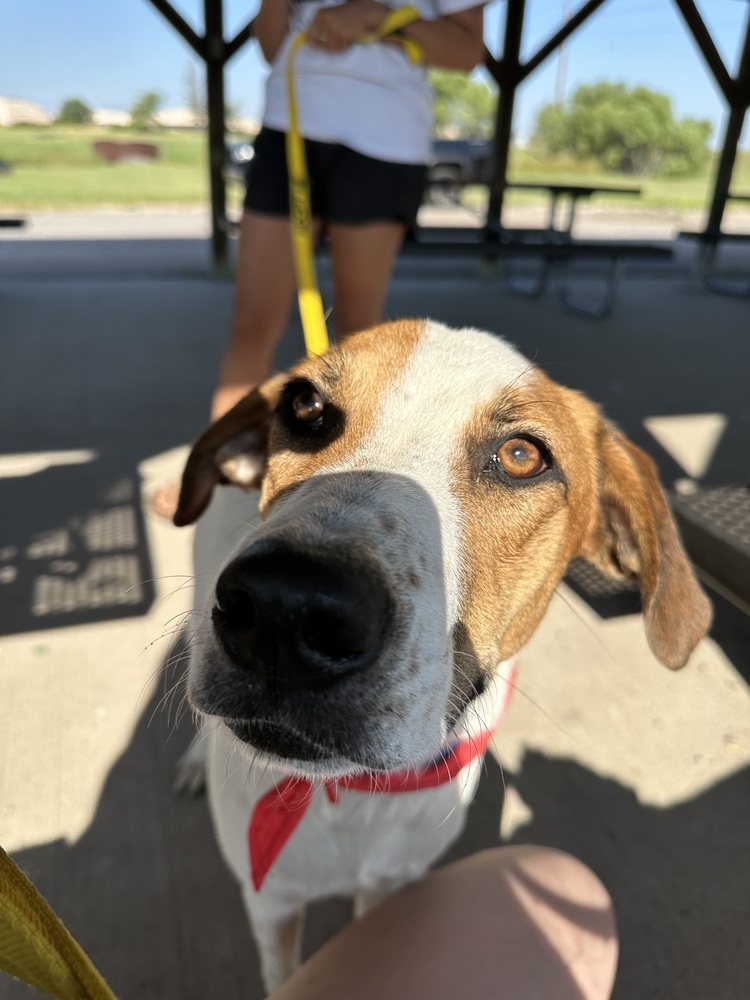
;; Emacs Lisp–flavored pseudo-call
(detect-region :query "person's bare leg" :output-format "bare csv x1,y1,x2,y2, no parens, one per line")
270,846,618,1000
148,212,315,519
328,221,405,338
212,211,322,421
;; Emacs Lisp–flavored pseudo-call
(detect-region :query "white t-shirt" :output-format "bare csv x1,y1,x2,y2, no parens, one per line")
263,0,483,165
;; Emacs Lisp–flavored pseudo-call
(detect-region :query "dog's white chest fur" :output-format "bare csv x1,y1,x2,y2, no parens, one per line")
207,719,478,914
204,670,508,925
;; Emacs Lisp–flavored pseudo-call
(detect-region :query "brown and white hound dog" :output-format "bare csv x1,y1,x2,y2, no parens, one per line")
174,319,711,992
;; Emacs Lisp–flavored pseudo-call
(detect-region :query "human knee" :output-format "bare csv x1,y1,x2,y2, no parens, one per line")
487,846,618,999
500,845,612,899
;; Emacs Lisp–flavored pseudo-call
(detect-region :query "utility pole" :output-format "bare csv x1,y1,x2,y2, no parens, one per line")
555,1,571,104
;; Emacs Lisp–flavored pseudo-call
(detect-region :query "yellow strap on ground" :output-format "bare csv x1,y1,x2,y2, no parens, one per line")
286,6,424,357
0,845,117,1000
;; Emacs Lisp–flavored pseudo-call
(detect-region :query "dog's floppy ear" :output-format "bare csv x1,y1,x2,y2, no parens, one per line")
579,421,712,669
173,375,286,527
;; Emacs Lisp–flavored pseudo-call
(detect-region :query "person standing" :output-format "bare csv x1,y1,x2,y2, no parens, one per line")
212,0,486,420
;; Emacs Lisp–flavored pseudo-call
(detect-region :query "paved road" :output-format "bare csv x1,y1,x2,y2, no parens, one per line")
5,202,749,243
1,267,749,999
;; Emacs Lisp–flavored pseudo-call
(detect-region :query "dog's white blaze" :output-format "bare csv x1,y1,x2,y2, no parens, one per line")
388,322,531,618
330,320,532,621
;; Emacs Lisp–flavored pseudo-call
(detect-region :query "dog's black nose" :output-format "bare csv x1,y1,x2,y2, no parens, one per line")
212,542,392,693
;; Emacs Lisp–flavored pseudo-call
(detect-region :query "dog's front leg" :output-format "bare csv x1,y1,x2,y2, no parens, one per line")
354,879,408,920
172,727,208,797
242,892,305,995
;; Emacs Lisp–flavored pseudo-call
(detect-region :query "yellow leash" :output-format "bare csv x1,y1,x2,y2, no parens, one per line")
285,5,424,356
0,845,117,999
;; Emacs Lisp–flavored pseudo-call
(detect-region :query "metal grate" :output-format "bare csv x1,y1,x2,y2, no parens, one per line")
564,557,638,598
563,557,641,621
672,485,750,611
673,485,750,552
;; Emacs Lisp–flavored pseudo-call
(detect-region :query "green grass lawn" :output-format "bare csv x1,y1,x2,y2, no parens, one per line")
0,126,211,209
1,125,749,213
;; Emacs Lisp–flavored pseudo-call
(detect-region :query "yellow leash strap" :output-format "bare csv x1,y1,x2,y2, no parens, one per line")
0,845,117,1000
359,4,425,63
285,5,425,357
286,31,330,359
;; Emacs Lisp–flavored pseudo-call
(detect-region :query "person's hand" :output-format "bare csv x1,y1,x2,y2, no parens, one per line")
306,0,390,51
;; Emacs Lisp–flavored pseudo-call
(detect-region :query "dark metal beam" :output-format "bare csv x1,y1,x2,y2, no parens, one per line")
144,0,260,271
225,18,255,62
204,0,228,269
142,0,206,58
671,0,734,104
486,0,526,230
482,47,505,87
520,0,609,82
706,10,750,235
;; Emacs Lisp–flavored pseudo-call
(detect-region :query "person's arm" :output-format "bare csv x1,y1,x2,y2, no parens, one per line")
254,0,291,63
307,2,485,72
397,6,485,72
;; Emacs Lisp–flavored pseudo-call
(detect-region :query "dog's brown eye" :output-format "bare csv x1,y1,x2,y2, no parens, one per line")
292,388,324,425
495,437,547,478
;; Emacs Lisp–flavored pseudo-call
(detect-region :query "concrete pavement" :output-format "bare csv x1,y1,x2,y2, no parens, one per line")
0,234,749,998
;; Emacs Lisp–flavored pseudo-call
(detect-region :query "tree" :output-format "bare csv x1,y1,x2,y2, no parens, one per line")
534,82,711,177
57,98,92,125
130,91,163,131
429,70,496,139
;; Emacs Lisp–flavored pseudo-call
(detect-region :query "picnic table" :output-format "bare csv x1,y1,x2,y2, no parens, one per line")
501,182,642,241
0,161,26,233
405,180,668,319
486,181,656,316
680,191,750,297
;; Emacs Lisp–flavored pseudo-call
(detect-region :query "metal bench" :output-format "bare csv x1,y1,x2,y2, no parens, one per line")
672,485,750,616
680,193,750,297
0,161,27,234
401,227,673,319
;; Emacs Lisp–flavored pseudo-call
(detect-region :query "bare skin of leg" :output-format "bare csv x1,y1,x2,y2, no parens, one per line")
212,217,404,420
269,847,619,1000
149,211,306,518
328,220,406,337
150,217,403,518
211,211,322,422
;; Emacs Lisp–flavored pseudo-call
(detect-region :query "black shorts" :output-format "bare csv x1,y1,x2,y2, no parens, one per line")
243,127,428,227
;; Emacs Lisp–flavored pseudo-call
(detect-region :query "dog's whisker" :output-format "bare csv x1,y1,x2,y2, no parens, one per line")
497,671,573,740
551,585,627,672
152,673,184,721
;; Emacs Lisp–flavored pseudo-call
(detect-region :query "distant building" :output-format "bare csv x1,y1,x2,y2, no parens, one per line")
149,106,259,133
229,115,260,136
153,107,204,129
92,108,131,127
0,96,53,126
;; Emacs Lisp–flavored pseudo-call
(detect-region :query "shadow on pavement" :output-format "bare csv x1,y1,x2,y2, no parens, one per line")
505,751,750,1000
0,459,154,636
6,603,749,1000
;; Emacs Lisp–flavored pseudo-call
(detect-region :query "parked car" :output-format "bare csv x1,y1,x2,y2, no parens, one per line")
225,140,255,184
425,139,492,205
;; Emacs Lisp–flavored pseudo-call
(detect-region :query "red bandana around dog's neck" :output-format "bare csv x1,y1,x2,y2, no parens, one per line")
248,659,518,891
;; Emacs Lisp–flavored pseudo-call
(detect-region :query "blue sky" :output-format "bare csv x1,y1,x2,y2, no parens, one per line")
1,0,748,146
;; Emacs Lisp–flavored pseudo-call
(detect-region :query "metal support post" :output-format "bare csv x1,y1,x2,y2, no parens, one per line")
204,0,228,271
486,0,525,232
706,14,750,236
